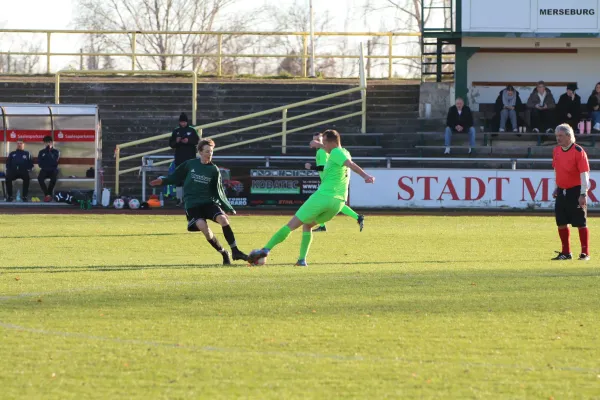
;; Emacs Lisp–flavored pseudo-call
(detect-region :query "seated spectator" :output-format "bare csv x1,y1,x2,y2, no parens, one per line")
444,97,475,155
5,140,33,202
526,81,556,133
494,85,523,132
37,135,60,202
557,83,581,132
586,82,600,131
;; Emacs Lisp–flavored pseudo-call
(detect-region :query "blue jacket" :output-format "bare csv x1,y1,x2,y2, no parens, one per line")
38,146,60,171
7,149,33,172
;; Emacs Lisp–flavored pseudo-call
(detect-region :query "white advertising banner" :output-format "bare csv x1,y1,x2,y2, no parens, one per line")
349,169,600,209
463,0,600,33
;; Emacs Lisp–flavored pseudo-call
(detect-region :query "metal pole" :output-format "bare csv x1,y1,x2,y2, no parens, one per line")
302,34,308,78
131,32,137,70
309,0,315,78
142,162,147,202
217,34,223,76
388,32,393,79
46,32,51,73
115,145,120,195
192,72,197,125
282,109,287,154
55,72,60,104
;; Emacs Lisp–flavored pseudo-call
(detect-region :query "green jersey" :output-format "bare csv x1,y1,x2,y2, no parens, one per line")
162,159,234,212
316,147,351,201
315,148,329,179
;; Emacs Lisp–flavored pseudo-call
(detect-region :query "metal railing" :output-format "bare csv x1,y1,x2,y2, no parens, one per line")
0,28,421,79
113,44,368,194
55,69,198,124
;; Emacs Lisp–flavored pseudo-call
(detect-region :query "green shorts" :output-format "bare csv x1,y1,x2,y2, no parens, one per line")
295,193,345,225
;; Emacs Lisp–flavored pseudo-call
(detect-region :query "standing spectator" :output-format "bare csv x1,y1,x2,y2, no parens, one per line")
37,135,60,202
551,123,590,261
169,112,200,206
526,81,556,133
586,82,600,131
444,97,476,155
5,140,33,202
557,83,581,132
495,85,523,132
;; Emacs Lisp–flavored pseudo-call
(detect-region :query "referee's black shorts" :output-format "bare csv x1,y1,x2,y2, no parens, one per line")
555,185,587,227
185,203,224,231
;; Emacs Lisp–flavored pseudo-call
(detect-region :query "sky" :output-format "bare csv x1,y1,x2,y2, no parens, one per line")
0,0,406,75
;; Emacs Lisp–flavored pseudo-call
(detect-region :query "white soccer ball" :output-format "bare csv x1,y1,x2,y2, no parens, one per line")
249,249,267,266
128,198,140,209
113,198,125,209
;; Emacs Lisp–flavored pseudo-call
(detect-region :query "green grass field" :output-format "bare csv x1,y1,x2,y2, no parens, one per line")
0,213,598,399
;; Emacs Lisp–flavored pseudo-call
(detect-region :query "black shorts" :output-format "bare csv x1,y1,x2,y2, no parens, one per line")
185,204,224,231
555,186,587,228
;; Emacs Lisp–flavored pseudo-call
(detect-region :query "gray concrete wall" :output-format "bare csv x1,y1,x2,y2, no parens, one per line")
419,82,453,120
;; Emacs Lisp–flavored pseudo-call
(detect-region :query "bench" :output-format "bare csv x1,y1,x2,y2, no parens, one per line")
0,177,94,199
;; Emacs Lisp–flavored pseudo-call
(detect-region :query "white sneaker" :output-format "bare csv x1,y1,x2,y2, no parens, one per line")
468,148,472,154
594,123,600,131
444,147,451,155
533,128,540,133
513,129,518,132
546,128,554,133
499,128,505,132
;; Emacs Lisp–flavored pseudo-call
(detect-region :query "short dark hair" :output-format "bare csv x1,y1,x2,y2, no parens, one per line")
506,85,515,91
537,80,545,86
198,138,215,152
43,135,53,143
322,129,341,146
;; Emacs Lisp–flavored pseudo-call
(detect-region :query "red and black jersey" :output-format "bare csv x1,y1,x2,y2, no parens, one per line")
552,144,590,189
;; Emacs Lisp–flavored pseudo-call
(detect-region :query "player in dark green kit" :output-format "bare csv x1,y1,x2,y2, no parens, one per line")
150,139,248,265
305,132,365,232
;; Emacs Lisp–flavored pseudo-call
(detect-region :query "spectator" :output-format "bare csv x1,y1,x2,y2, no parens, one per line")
557,83,581,132
526,81,556,133
169,112,200,206
37,135,60,202
494,85,523,132
444,97,476,155
5,140,33,202
586,82,600,131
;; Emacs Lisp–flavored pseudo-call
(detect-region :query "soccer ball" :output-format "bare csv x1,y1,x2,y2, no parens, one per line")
113,198,125,209
128,198,140,209
249,249,267,266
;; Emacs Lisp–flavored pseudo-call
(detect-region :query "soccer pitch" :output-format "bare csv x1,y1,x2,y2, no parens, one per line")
0,213,598,399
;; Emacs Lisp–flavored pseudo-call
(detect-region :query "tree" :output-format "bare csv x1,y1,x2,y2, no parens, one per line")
73,0,260,72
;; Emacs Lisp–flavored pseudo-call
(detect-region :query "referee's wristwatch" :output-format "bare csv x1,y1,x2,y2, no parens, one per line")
580,193,587,197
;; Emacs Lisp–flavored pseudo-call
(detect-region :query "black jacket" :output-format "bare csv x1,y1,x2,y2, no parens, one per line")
494,89,524,113
6,149,33,172
446,105,473,129
557,93,581,120
586,92,600,113
38,146,60,171
169,126,200,166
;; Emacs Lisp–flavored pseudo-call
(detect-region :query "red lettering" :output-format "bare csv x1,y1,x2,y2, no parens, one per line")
488,177,510,201
417,177,439,200
589,179,598,203
465,177,485,201
397,176,414,200
437,178,459,201
521,178,550,202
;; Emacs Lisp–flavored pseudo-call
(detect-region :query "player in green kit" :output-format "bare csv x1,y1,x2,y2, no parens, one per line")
305,132,365,232
150,139,248,265
249,130,375,267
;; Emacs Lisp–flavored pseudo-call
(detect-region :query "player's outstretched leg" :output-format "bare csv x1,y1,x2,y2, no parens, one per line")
195,219,231,265
215,214,248,261
248,217,303,264
578,226,590,260
340,205,365,232
296,223,315,267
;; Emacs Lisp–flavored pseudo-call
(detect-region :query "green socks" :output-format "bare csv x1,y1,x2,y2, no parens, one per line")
265,225,292,250
340,205,359,220
299,231,313,261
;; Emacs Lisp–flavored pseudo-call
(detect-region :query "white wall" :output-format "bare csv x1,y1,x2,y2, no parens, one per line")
466,48,600,109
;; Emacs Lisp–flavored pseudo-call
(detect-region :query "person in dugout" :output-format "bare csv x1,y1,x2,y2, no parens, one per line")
5,140,33,202
37,135,61,202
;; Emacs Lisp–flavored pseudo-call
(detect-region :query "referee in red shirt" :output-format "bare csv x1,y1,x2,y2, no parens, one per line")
552,123,591,260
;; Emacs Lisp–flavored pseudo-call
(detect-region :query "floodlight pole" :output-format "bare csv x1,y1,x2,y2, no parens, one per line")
309,0,316,78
